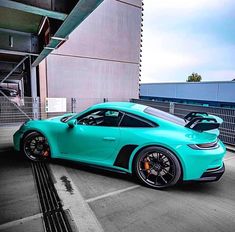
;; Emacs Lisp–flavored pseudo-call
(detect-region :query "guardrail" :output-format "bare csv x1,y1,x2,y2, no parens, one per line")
131,99,235,146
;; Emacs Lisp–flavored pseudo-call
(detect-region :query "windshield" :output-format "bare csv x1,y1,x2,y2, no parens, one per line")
144,107,185,126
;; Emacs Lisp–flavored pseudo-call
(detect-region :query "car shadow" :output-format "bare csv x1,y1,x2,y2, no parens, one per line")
50,158,138,184
169,179,224,195
0,148,28,162
0,149,224,194
50,158,223,194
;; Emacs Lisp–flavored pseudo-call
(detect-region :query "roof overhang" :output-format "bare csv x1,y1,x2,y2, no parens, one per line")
0,0,104,66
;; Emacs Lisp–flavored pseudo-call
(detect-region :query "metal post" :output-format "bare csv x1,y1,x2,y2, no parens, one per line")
30,56,39,120
71,98,76,113
30,66,37,98
33,97,39,119
169,102,175,114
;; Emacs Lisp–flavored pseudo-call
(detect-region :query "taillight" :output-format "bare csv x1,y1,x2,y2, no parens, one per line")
188,140,219,150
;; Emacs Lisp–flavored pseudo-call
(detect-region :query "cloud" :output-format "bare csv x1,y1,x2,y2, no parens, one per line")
141,0,235,83
202,70,235,81
144,0,230,17
152,0,222,9
141,29,235,83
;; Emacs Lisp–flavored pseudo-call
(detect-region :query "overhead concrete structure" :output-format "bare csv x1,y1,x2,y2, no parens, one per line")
39,0,144,110
0,0,143,120
0,0,104,98
0,0,104,63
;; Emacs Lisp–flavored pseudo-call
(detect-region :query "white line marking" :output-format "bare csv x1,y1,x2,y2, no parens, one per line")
49,163,104,232
224,156,235,161
0,213,43,230
86,185,140,203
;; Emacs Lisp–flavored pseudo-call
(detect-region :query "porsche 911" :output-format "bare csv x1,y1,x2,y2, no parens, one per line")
13,102,226,189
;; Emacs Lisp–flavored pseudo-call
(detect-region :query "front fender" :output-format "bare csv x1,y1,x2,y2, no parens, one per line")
21,122,60,158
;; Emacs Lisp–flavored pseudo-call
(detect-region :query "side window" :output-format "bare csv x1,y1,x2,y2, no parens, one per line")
77,109,123,127
77,110,105,126
103,110,123,127
105,110,119,117
120,114,154,128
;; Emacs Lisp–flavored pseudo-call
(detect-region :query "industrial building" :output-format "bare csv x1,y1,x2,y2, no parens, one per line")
140,81,235,108
0,0,143,122
39,0,143,111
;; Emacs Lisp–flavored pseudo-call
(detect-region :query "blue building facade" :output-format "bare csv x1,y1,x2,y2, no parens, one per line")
140,81,235,108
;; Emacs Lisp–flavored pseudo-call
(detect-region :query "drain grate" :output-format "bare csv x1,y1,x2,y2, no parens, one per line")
31,162,73,232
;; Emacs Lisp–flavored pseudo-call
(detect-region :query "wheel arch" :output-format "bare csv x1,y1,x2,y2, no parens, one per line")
128,144,185,180
20,129,56,157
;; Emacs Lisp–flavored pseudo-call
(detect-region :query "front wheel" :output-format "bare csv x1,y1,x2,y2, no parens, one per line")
133,146,181,189
23,132,50,161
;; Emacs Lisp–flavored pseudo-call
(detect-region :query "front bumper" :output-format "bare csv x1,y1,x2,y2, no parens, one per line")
13,130,23,151
197,163,225,182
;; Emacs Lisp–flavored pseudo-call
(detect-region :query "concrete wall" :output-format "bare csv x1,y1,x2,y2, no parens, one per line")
140,82,235,103
41,0,142,110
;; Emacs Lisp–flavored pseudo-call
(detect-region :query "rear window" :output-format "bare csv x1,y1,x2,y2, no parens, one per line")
144,107,185,126
120,114,154,128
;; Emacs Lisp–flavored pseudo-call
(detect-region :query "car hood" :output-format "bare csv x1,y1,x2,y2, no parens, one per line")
46,113,76,122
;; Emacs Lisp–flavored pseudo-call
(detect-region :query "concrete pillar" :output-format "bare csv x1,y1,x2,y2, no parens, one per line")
39,59,48,119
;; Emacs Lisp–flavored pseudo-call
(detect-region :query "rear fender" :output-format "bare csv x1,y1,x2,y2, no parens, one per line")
127,142,186,176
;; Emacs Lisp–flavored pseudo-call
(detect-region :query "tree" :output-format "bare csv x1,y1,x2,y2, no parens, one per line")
187,72,202,82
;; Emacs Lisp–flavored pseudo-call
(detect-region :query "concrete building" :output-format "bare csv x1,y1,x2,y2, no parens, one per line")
140,81,235,108
39,0,143,110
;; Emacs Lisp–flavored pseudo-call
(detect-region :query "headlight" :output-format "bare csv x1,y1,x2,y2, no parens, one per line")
188,140,219,150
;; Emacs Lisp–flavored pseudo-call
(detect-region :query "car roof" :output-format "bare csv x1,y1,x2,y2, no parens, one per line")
89,102,186,127
91,102,147,113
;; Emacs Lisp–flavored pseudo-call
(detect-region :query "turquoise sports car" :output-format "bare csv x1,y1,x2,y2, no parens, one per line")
13,102,226,189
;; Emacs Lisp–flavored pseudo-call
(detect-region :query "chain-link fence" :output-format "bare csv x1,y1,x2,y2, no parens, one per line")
1,97,234,146
0,97,130,125
131,99,235,146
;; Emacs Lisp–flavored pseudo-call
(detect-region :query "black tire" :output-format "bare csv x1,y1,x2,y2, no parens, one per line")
23,132,50,162
133,146,181,189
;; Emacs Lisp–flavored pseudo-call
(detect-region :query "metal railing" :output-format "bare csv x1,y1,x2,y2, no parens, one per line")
132,99,235,146
1,97,234,146
0,97,130,125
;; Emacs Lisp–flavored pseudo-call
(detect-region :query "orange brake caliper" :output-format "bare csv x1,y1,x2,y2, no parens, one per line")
42,150,49,157
144,158,150,173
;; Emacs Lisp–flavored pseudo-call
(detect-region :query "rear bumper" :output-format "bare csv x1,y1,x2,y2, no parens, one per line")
197,163,225,182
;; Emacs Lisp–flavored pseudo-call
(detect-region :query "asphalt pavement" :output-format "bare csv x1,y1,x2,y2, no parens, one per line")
56,151,235,232
0,149,44,232
0,125,235,232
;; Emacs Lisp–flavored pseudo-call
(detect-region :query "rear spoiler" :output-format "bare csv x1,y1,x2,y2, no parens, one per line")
184,112,208,121
184,112,223,132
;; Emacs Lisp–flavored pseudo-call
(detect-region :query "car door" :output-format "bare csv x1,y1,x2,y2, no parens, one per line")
58,109,122,163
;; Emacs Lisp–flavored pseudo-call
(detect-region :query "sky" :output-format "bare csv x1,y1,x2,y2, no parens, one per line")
141,0,235,83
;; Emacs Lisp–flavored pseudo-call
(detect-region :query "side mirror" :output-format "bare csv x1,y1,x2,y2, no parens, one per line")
67,119,77,128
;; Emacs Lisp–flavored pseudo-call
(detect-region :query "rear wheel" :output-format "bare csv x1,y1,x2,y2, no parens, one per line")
133,146,181,189
23,132,50,161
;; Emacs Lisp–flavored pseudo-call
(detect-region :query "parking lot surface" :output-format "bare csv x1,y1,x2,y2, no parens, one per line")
52,151,235,232
0,125,235,232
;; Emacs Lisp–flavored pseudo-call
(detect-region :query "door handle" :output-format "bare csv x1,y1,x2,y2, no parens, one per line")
103,137,116,141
